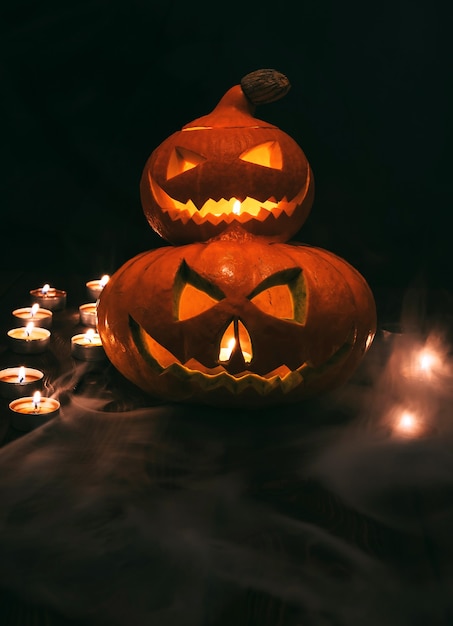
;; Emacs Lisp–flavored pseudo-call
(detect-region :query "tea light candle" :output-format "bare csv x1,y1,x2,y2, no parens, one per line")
86,274,110,301
9,391,60,431
0,366,44,399
12,303,53,329
7,323,51,354
79,302,98,327
30,283,67,311
71,329,105,361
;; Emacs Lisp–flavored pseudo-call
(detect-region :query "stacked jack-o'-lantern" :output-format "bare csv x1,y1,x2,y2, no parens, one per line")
97,69,377,408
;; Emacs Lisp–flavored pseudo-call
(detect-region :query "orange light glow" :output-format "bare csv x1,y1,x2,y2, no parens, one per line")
218,321,252,364
391,408,425,439
415,347,441,378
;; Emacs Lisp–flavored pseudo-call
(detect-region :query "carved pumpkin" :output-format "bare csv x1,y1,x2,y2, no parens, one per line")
97,230,376,408
140,70,314,245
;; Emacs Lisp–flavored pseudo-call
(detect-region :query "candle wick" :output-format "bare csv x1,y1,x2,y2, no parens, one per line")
19,376,25,383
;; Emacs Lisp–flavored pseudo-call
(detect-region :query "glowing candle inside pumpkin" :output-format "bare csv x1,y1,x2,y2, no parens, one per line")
219,338,236,362
218,330,252,364
232,199,241,215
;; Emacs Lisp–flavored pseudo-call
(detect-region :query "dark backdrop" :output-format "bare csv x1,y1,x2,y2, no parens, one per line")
1,0,451,302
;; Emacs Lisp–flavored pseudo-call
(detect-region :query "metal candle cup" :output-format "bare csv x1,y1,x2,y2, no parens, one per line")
79,303,98,327
86,275,110,301
12,306,53,329
71,330,105,361
9,394,60,431
7,326,51,354
30,285,67,311
0,367,44,399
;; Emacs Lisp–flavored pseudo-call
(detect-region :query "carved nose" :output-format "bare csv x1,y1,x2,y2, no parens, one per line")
218,319,252,374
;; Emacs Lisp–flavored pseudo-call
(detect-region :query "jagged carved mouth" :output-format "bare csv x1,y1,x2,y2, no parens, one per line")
130,317,356,396
149,176,310,226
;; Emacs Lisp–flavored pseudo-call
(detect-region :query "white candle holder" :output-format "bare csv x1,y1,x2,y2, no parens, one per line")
7,326,51,354
0,366,44,399
71,330,106,361
9,394,60,431
12,306,53,329
79,302,98,327
30,285,67,311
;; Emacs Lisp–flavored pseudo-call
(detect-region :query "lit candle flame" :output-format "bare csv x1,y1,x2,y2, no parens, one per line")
30,303,40,317
100,274,110,287
41,284,50,295
232,200,241,215
219,338,236,362
24,322,34,337
84,329,96,343
18,366,26,384
33,390,41,411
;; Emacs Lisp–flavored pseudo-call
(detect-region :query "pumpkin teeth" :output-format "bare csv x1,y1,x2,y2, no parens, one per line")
133,319,306,395
131,315,354,398
150,177,308,225
164,362,304,395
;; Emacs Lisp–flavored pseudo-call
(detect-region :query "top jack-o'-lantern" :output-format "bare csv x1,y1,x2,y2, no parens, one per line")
140,69,314,244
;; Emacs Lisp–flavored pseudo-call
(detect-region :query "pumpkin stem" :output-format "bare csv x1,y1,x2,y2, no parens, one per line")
240,69,291,105
183,69,290,130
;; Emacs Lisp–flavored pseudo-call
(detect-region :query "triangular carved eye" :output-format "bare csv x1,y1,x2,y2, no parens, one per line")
248,268,306,322
167,147,206,180
175,261,225,321
239,141,283,169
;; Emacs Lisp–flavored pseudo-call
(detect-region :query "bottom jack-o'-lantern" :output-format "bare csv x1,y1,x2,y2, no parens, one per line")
97,229,376,408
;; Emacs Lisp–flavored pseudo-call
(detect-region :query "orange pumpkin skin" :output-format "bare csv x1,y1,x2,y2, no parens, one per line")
97,231,376,408
140,85,314,245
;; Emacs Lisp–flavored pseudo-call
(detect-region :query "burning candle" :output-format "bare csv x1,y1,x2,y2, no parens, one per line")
30,283,66,311
9,391,60,431
218,321,252,364
12,303,53,329
86,274,110,301
7,323,51,354
71,329,105,361
0,366,44,399
79,302,98,327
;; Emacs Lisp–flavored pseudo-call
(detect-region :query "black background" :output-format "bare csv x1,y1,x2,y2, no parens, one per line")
1,0,451,300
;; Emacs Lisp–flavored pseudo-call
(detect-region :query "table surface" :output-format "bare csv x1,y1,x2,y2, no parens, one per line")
0,270,453,626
